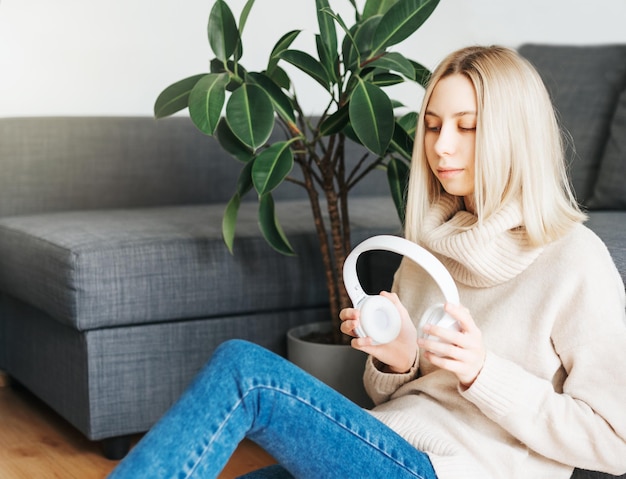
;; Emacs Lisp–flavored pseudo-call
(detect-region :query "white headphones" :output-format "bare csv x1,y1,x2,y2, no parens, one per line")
343,235,460,344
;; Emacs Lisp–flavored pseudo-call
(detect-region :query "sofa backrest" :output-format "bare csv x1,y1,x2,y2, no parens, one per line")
519,44,626,208
0,116,223,216
0,116,391,217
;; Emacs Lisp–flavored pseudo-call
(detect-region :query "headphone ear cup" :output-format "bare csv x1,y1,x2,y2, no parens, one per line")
358,295,401,345
419,303,460,340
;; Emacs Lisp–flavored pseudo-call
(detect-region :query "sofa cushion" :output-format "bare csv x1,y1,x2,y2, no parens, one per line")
0,117,233,216
0,198,399,330
587,87,626,210
0,117,390,218
586,212,626,285
518,44,626,204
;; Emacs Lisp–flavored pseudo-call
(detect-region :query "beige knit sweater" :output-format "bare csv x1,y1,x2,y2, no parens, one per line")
365,195,626,479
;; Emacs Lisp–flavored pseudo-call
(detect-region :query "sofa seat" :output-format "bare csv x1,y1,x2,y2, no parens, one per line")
0,194,400,445
0,197,399,331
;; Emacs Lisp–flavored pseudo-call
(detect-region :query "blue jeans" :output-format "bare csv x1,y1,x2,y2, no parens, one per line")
108,339,437,479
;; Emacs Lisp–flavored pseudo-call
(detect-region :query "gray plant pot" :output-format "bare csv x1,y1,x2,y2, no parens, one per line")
287,321,374,409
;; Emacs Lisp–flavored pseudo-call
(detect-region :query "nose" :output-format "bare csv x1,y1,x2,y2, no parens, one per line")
433,124,456,157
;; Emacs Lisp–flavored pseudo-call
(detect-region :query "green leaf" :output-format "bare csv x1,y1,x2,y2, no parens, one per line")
236,159,255,196
316,2,337,52
363,0,399,19
278,50,331,91
222,193,241,254
371,72,404,87
342,122,361,145
388,120,414,160
266,65,291,90
222,161,254,253
238,0,255,34
316,34,339,84
387,157,410,224
410,60,432,88
225,83,275,150
341,24,359,72
268,30,301,75
316,1,337,63
208,0,240,62
210,59,246,91
188,73,229,135
258,194,295,255
327,9,352,41
252,141,294,195
372,0,439,52
319,105,349,136
343,15,381,72
367,52,415,79
216,118,254,162
154,74,206,119
247,72,296,126
349,78,394,156
398,111,418,136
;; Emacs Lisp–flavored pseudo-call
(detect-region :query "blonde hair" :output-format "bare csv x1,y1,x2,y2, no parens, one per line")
404,45,586,247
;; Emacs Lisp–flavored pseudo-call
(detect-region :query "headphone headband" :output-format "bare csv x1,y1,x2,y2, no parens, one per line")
343,235,459,307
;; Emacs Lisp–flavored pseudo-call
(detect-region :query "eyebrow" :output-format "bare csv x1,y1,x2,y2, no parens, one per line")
424,110,477,118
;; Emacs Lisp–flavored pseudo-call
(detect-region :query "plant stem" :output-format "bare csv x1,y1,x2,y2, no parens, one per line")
324,135,352,345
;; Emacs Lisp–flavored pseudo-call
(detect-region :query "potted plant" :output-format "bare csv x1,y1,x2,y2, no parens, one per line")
154,0,439,349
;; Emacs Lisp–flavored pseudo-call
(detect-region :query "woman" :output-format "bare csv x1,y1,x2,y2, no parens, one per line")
108,46,626,479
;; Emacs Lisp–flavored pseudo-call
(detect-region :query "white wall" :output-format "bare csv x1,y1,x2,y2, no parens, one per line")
1,0,626,117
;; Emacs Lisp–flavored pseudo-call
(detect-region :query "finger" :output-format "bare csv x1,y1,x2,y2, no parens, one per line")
422,341,479,372
419,336,459,359
379,291,400,303
421,323,464,348
424,350,465,373
444,303,475,331
379,292,413,326
340,319,360,337
351,336,374,352
424,347,484,387
339,307,359,322
441,304,484,353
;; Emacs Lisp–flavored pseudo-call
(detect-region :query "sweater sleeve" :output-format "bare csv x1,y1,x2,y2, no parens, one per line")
462,248,626,475
363,354,420,405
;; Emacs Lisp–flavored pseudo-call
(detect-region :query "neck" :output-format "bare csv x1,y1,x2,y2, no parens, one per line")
463,195,476,215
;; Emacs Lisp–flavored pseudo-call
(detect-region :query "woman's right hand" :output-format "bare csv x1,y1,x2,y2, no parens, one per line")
339,291,418,374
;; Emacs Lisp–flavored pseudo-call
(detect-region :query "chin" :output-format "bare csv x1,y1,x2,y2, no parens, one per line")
441,185,473,198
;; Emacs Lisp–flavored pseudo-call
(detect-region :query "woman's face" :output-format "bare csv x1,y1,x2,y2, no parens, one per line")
424,73,477,213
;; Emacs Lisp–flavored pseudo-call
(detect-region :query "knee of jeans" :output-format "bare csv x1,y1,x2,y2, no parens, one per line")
213,339,256,363
209,339,288,392
211,339,271,374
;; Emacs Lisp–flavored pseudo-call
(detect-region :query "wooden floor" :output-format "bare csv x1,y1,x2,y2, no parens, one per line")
0,373,276,479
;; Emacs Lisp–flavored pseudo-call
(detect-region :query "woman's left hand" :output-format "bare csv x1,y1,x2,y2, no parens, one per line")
417,303,486,388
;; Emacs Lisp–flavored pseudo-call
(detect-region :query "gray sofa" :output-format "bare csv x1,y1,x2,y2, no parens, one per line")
0,116,400,458
0,42,624,479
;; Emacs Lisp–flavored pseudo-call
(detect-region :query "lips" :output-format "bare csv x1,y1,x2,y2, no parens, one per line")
437,167,464,179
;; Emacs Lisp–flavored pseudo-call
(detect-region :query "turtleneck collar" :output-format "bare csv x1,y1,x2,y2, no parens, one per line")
420,194,544,288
